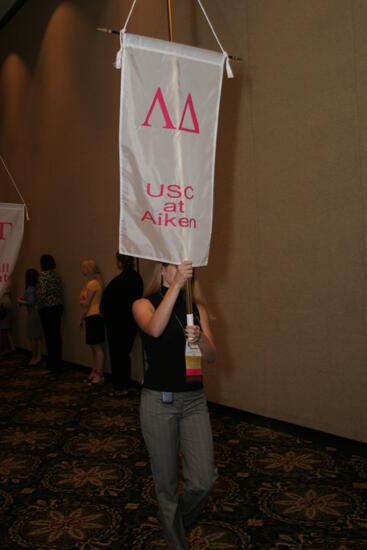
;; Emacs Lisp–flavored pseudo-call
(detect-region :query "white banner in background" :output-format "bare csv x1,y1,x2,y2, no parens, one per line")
0,203,24,298
118,33,225,266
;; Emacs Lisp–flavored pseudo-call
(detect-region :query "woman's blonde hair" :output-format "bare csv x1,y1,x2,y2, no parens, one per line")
82,259,103,285
144,262,207,307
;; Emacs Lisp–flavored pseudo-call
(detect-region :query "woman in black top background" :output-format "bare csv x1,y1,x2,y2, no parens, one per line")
133,260,216,550
100,253,143,397
37,254,64,373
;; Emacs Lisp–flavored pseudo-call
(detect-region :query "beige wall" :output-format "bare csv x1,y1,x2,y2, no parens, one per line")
1,0,367,442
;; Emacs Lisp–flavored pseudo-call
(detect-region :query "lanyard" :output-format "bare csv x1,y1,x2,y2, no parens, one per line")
159,290,201,338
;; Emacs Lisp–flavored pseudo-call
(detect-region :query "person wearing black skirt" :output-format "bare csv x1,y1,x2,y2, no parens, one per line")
80,259,105,385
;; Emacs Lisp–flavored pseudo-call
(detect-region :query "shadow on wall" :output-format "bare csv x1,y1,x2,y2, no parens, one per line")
189,2,245,395
208,75,243,393
0,1,108,70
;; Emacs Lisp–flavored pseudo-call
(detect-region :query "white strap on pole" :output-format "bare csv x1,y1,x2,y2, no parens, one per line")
0,155,30,220
196,0,233,78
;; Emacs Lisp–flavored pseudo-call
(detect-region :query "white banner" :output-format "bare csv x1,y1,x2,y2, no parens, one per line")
118,33,225,266
0,203,24,298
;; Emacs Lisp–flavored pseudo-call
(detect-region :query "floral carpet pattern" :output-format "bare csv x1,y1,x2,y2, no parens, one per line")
0,351,366,549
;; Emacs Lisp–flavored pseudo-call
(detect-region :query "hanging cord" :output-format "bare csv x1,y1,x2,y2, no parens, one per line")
115,0,139,68
196,0,233,78
0,155,30,220
114,0,234,77
122,0,138,32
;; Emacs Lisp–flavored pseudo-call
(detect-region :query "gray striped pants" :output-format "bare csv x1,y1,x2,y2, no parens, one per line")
140,388,217,550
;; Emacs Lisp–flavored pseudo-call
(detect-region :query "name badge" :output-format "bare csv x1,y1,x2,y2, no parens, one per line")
185,340,202,382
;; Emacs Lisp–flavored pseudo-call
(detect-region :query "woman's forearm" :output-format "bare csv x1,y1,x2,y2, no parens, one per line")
80,289,95,311
80,304,89,315
198,332,216,363
146,283,182,337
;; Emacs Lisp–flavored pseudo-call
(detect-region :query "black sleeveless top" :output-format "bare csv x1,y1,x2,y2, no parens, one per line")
141,286,203,392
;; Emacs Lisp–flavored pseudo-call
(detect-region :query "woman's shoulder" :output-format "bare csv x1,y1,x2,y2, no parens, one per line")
145,291,162,306
41,270,60,281
133,293,160,310
87,278,102,290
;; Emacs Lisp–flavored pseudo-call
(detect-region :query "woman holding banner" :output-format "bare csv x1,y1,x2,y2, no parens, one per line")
133,260,217,550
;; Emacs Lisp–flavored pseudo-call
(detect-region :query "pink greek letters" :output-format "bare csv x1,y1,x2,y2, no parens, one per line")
142,88,200,134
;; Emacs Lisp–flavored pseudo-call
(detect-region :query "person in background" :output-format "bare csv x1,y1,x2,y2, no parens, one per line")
80,258,105,385
17,268,42,365
100,253,143,398
132,260,217,550
37,254,64,373
0,286,15,356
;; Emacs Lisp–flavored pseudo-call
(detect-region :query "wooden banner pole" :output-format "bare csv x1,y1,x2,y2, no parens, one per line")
167,0,174,42
167,0,193,317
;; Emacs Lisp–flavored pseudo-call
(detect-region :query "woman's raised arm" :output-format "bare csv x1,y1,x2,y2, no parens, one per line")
133,261,192,337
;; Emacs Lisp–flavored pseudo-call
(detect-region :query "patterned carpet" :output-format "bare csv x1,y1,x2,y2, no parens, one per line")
0,351,366,549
